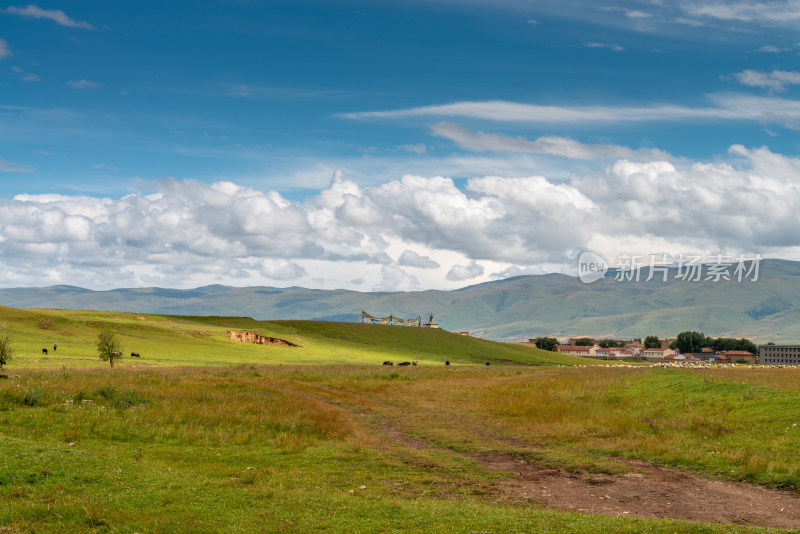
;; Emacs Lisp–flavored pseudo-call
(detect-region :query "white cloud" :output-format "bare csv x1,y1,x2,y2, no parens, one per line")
260,262,307,281
374,265,420,292
67,80,99,89
4,145,800,289
398,143,427,154
0,157,32,172
397,250,440,269
586,42,625,52
673,17,707,27
341,94,800,127
431,122,673,160
21,73,40,82
732,69,800,91
446,261,484,281
625,10,651,18
0,38,11,58
5,5,93,29
755,45,788,52
684,2,800,24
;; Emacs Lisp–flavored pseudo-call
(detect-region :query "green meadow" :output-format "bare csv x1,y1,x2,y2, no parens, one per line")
1,306,800,532
0,306,587,368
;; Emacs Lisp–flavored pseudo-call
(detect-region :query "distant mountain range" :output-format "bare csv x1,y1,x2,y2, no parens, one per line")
2,259,800,342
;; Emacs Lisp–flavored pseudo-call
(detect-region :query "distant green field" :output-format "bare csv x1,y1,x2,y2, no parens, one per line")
0,306,591,369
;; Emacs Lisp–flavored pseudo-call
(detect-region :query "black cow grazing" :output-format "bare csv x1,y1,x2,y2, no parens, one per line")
383,361,393,366
53,344,57,352
131,352,140,358
397,361,412,366
41,348,48,355
485,362,491,366
445,360,450,366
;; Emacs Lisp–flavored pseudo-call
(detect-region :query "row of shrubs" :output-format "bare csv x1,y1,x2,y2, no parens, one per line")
0,385,149,409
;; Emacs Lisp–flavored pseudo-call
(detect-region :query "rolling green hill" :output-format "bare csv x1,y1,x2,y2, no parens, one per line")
0,306,588,369
2,259,800,342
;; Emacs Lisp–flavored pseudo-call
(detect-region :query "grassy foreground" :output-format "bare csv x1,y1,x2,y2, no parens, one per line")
1,307,799,532
2,363,800,532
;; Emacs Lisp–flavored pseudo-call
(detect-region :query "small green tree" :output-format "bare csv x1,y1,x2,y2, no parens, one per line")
533,337,559,351
573,337,595,346
0,324,12,370
644,335,661,349
97,328,123,368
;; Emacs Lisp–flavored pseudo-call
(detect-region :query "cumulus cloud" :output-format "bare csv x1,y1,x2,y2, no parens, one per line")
21,73,40,82
431,122,673,160
733,69,800,91
375,265,420,292
446,261,484,281
5,5,93,29
260,262,306,281
5,145,800,289
0,38,11,58
397,250,440,269
67,80,99,89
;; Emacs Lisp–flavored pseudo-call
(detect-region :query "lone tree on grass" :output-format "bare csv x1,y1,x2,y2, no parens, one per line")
0,324,12,370
97,328,123,368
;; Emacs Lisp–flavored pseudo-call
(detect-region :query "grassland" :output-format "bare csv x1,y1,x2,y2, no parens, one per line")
1,307,800,532
0,306,587,368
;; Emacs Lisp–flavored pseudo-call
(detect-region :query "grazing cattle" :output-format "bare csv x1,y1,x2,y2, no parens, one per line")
445,360,450,366
485,362,490,366
412,361,417,366
53,344,57,352
383,361,393,366
131,352,140,358
41,348,48,355
397,361,412,366
0,375,8,379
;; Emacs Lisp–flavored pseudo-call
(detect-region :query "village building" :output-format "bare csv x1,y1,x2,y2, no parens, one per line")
623,343,644,356
557,345,597,357
720,350,756,364
642,347,676,362
759,345,800,365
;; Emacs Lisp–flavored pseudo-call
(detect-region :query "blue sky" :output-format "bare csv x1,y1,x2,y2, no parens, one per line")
2,1,800,290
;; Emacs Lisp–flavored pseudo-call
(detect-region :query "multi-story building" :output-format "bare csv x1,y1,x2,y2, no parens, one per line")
759,345,800,365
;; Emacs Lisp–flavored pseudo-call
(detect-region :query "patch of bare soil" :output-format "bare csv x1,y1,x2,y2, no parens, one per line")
226,330,298,347
472,452,800,529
